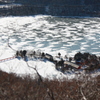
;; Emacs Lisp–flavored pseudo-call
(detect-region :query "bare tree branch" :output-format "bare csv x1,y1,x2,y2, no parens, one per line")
47,88,55,100
26,62,43,83
26,61,55,100
80,87,87,100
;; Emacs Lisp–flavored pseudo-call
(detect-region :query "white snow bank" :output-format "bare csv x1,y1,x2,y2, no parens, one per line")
0,46,75,79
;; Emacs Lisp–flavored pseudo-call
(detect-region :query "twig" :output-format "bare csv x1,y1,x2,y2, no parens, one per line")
26,62,55,100
26,62,43,83
47,88,55,100
80,87,87,100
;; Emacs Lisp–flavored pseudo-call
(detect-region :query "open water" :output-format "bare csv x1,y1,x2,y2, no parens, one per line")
0,15,100,57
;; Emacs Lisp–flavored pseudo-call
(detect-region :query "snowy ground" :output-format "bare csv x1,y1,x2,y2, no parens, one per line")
0,44,100,80
0,45,76,80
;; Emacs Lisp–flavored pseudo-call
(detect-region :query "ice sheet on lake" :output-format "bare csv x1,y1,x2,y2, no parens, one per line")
0,15,100,78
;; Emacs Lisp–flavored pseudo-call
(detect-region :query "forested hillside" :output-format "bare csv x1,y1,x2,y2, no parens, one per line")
0,0,100,17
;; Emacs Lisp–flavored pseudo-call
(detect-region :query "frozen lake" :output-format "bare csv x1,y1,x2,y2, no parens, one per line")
0,15,100,78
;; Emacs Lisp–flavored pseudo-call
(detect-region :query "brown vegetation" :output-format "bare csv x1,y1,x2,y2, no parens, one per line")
0,70,100,100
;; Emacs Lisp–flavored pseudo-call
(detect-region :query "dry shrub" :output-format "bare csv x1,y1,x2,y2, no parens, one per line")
0,69,100,100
